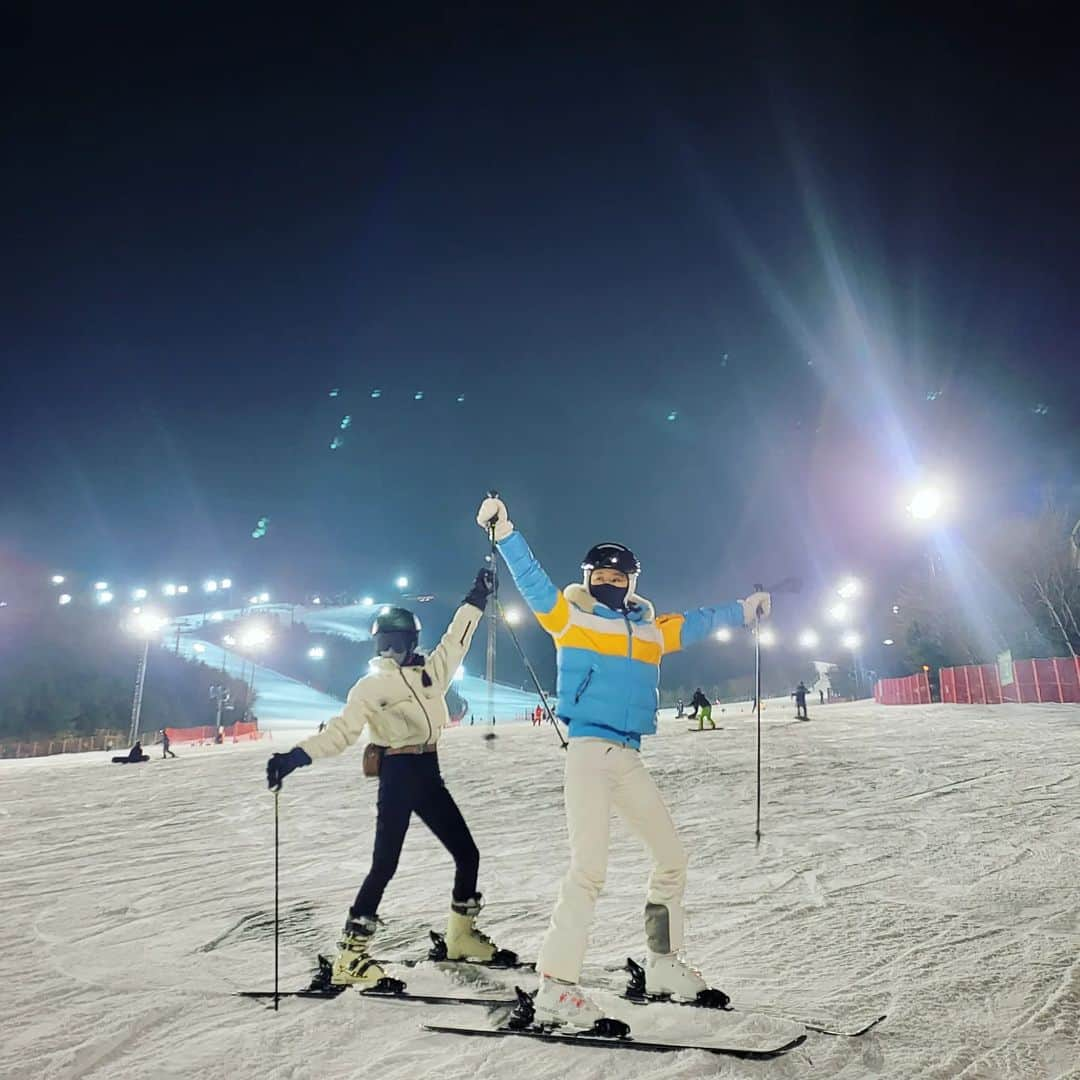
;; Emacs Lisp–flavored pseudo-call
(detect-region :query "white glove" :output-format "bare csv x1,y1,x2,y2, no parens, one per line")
740,591,772,626
476,496,514,542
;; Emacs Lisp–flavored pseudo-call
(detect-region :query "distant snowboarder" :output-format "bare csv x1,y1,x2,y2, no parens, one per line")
689,688,715,730
112,741,149,764
793,681,809,720
265,568,509,988
477,494,771,1026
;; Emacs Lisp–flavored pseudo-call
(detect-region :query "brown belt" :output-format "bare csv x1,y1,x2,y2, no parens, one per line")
384,742,438,756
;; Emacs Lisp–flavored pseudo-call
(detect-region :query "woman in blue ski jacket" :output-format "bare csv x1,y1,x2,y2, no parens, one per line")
476,495,771,1026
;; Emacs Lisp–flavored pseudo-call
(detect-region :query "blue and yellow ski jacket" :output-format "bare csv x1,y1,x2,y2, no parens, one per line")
498,530,745,749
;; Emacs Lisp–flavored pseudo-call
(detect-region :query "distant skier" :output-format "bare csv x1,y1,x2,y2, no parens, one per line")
534,704,544,727
675,698,685,718
793,681,809,720
477,494,771,1025
265,569,508,988
161,730,176,758
819,688,825,706
689,688,714,730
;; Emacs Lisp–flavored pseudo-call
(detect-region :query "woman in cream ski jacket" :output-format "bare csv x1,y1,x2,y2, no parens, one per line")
266,568,509,987
477,495,770,1026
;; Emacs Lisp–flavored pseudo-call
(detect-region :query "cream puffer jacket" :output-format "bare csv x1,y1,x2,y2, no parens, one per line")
298,603,482,758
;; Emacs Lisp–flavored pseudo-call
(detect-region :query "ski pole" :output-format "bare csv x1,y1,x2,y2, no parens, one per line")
752,576,800,845
494,594,568,749
482,489,568,750
754,583,763,845
485,491,499,728
274,788,280,1012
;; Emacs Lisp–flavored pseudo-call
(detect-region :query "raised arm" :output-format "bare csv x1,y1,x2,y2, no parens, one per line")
656,590,771,655
425,569,492,689
476,496,570,638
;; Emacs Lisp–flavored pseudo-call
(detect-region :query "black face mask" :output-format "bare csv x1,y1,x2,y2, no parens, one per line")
589,582,629,611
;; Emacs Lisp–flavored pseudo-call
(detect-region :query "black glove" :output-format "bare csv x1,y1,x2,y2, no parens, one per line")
464,568,495,611
267,747,312,791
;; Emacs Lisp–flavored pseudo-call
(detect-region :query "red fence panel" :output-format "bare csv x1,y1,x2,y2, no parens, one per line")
876,673,932,705
1013,660,1036,703
165,720,262,744
941,667,957,703
1057,659,1080,703
879,657,1080,706
939,658,1079,705
166,725,215,743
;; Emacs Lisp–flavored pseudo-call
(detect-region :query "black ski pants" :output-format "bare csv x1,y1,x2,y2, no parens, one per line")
352,751,479,919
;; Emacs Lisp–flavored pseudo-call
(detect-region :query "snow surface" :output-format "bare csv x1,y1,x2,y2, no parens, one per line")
2,699,1079,1079
172,602,379,642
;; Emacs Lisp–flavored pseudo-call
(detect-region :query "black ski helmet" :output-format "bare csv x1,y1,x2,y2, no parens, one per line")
581,542,641,577
371,606,421,658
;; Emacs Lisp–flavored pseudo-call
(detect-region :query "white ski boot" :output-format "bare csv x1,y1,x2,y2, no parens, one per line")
445,894,497,962
330,915,387,988
534,975,604,1028
644,950,708,1000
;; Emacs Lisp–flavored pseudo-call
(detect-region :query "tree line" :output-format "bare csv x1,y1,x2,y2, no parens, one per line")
896,508,1080,672
0,608,253,739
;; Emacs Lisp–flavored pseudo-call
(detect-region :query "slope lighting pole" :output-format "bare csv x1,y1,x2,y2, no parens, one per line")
129,639,150,744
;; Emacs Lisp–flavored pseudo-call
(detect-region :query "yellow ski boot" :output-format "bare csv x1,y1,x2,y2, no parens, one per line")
330,915,387,988
445,894,498,962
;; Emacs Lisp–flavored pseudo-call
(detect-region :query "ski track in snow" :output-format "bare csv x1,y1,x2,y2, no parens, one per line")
2,700,1079,1078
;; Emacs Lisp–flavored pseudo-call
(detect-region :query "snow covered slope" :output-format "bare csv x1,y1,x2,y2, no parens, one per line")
2,700,1078,1078
172,616,540,730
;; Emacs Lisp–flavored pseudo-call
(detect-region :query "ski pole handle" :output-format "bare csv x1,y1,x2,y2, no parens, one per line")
484,489,502,530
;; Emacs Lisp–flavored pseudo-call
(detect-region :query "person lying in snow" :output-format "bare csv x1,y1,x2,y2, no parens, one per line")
111,741,149,764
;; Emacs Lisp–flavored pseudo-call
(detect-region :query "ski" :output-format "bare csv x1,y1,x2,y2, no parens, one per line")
236,955,516,1007
237,987,516,1007
422,1021,806,1059
422,988,805,1059
802,1013,887,1037
686,727,723,732
619,959,885,1038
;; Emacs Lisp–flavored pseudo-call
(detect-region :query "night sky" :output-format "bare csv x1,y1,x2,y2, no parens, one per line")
2,7,1078,682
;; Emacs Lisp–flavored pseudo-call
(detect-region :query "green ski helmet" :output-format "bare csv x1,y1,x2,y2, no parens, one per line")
371,606,421,659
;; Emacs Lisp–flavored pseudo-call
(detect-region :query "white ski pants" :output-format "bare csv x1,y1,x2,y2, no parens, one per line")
537,737,687,983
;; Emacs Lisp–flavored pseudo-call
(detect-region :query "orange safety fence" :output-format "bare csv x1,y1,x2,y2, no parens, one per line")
164,720,263,744
874,672,933,705
940,657,1080,704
